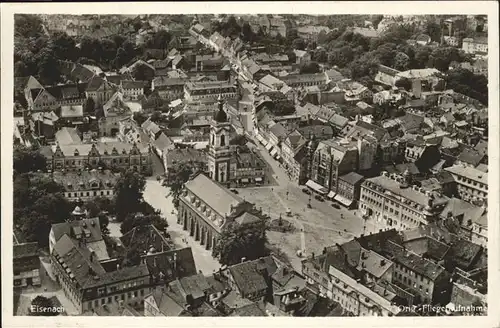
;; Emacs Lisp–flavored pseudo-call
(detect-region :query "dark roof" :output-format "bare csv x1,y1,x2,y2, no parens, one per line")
378,64,400,77
296,287,344,316
228,256,277,297
229,302,266,316
150,289,186,316
426,237,451,261
52,170,118,192
52,234,107,287
214,108,228,123
449,239,483,270
121,80,146,90
51,218,104,244
457,148,484,166
13,242,38,259
339,172,364,185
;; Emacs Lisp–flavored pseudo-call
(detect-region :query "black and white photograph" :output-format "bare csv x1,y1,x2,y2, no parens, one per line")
1,1,499,326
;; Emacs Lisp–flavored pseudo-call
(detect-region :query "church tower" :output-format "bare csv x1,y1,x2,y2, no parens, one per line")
208,95,232,184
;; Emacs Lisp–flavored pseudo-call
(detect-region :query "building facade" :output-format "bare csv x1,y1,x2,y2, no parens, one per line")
445,165,488,205
13,242,41,288
184,81,237,103
359,171,449,230
41,141,152,176
176,173,255,253
51,169,119,202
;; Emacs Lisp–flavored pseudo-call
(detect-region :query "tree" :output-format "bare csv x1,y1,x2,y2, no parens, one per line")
375,43,397,67
214,220,269,266
292,38,306,50
120,213,167,235
299,61,321,74
312,48,328,63
51,32,77,61
372,15,384,29
150,111,163,123
241,22,255,43
113,170,146,221
414,46,432,68
395,77,412,91
83,97,96,114
15,14,44,39
446,68,488,105
122,247,142,267
169,162,202,199
328,45,354,68
393,51,410,71
13,145,47,174
229,135,247,146
133,112,148,125
425,20,442,42
37,50,62,85
130,62,154,81
100,39,117,63
14,61,28,77
14,173,71,246
30,296,58,316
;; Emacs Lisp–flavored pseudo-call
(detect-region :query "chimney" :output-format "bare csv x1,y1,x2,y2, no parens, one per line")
241,257,247,263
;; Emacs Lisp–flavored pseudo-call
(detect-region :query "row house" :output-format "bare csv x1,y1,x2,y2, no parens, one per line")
50,169,119,202
184,81,237,103
359,171,449,230
152,77,189,101
120,80,145,100
27,82,87,112
14,242,41,289
40,141,152,175
280,73,328,88
310,138,358,194
462,37,488,55
445,164,488,205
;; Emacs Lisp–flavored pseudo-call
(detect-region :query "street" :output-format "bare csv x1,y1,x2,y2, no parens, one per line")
142,178,221,275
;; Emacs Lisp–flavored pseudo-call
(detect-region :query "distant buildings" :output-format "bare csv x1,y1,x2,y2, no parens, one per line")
462,37,488,55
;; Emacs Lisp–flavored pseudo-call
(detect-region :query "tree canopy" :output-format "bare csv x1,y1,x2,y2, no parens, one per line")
14,173,71,247
13,145,47,175
113,170,146,221
299,61,321,74
30,295,59,316
120,213,167,235
214,219,269,266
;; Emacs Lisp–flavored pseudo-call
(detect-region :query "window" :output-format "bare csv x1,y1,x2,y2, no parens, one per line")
108,297,111,303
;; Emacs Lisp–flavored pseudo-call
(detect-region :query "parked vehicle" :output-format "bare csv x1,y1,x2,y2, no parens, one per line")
302,188,311,195
230,189,239,194
315,195,324,202
331,202,341,209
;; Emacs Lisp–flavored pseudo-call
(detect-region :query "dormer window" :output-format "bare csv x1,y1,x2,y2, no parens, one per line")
74,149,80,156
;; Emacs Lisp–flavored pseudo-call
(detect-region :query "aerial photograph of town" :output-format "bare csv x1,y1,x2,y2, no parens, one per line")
11,12,489,317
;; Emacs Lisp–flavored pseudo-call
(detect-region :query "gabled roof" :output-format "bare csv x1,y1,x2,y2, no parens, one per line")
228,256,278,297
55,127,82,145
184,173,243,217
